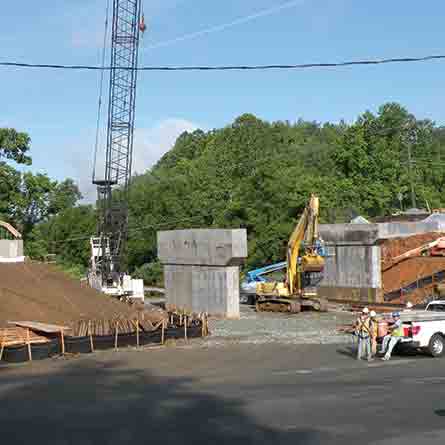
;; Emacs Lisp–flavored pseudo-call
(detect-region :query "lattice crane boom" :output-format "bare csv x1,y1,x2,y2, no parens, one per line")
90,0,144,293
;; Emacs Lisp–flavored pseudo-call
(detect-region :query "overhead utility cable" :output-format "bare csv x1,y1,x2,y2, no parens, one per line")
1,55,445,72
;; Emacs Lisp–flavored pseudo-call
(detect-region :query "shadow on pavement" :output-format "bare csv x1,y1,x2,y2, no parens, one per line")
336,345,356,358
0,356,329,445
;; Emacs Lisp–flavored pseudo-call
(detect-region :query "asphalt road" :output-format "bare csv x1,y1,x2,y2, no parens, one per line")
1,343,445,444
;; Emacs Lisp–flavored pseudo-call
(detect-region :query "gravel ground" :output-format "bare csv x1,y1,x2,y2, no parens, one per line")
205,305,354,346
145,298,355,347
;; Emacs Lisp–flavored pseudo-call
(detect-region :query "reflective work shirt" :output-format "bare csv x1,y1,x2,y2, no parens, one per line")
356,317,371,338
391,319,403,337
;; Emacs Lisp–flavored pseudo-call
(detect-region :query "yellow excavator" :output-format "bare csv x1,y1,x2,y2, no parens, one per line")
255,194,328,313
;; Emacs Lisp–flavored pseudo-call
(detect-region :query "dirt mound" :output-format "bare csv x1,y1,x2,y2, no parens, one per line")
0,262,140,328
383,257,445,293
381,233,445,305
381,232,445,267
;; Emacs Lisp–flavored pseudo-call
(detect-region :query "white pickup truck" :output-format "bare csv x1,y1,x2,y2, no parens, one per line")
394,306,445,357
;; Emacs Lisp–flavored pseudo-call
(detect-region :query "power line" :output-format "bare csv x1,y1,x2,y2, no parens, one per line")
50,214,208,246
1,55,445,72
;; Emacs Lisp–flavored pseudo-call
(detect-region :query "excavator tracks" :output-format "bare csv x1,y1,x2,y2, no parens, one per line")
255,297,328,313
256,298,302,313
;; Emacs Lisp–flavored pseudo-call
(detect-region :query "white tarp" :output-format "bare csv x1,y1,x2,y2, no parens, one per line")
423,213,445,231
350,215,370,224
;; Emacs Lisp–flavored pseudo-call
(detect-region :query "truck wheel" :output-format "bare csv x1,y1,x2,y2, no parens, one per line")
428,334,445,357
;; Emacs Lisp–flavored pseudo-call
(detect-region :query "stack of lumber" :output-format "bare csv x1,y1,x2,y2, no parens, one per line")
71,315,165,337
0,327,50,347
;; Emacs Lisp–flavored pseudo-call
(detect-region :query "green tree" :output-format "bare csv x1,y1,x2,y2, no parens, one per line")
25,103,445,278
0,128,31,165
26,205,96,267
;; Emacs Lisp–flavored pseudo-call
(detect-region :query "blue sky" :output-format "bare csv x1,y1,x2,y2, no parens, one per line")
1,0,445,199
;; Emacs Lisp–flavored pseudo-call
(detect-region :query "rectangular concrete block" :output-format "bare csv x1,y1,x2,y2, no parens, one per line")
158,229,248,266
319,220,442,303
321,245,381,289
320,221,442,246
318,286,384,303
0,240,24,260
320,224,380,245
164,265,240,318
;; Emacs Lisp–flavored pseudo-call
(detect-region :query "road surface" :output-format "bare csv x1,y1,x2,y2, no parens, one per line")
1,343,445,444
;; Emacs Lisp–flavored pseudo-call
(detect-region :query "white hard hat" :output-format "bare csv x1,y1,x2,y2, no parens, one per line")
370,310,377,317
406,301,413,308
362,307,369,314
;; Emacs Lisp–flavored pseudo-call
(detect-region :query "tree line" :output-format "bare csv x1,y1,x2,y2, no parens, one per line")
2,103,445,283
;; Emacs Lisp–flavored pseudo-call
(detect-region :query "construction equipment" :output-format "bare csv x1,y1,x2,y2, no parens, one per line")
240,261,287,304
255,194,327,313
244,261,287,284
383,237,445,272
88,0,144,301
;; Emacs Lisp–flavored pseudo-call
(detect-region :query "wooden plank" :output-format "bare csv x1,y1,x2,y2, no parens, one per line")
26,329,32,361
114,321,119,351
0,327,49,347
88,321,94,353
0,330,4,361
9,321,70,333
60,330,65,355
135,319,140,347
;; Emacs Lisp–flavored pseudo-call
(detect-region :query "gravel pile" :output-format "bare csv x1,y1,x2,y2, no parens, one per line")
205,306,354,346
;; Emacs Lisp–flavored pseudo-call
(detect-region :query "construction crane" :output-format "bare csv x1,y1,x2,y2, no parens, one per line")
255,194,327,313
89,0,145,299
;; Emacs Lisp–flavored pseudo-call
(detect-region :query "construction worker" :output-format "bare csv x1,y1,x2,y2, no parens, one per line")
355,307,372,361
380,312,403,361
369,310,378,357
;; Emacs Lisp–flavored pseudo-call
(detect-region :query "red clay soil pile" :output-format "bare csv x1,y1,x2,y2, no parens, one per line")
383,257,445,293
381,233,445,304
0,262,154,328
380,232,445,267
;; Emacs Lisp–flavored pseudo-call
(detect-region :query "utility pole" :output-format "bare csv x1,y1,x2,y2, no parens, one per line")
404,121,417,209
407,138,416,209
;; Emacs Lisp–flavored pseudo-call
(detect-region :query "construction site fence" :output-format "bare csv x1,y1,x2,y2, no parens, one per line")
1,326,203,364
384,270,445,302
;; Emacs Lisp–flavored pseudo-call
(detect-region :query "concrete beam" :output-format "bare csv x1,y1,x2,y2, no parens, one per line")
320,221,443,246
158,229,248,266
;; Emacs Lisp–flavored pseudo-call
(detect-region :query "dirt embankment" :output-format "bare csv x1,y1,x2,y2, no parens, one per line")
383,258,445,293
381,233,445,304
0,262,141,328
381,232,445,267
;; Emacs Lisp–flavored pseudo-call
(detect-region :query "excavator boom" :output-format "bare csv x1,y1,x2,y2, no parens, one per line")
256,194,326,313
287,195,321,294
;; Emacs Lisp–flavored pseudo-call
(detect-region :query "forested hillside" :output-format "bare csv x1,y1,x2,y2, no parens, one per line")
25,103,445,283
